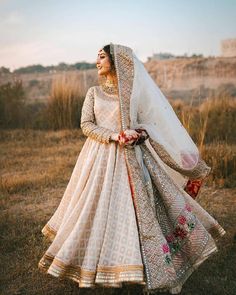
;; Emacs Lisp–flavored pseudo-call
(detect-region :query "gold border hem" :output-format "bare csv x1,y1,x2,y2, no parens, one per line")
38,254,146,288
42,223,57,241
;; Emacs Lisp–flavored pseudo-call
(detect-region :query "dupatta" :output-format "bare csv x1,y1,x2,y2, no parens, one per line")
110,43,224,293
111,43,211,194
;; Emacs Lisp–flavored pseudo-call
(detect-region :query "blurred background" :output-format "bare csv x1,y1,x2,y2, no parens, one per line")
0,1,235,294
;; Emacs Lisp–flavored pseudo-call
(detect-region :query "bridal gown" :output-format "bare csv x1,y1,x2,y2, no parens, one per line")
38,86,146,287
38,85,225,291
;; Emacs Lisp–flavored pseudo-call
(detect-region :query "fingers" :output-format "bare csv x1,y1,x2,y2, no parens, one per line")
110,132,120,142
135,128,149,138
117,129,149,147
118,129,142,146
123,129,140,139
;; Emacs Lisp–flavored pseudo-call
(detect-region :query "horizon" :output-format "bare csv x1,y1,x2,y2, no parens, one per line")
3,51,213,72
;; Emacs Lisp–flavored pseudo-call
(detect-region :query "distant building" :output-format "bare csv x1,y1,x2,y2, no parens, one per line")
147,52,201,61
221,38,236,57
147,52,176,61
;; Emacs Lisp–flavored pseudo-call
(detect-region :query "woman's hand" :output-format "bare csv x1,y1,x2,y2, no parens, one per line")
110,132,120,142
118,129,140,146
117,129,149,147
133,128,149,145
110,131,140,144
111,129,149,146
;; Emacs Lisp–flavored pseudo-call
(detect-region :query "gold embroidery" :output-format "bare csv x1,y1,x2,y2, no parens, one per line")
42,223,56,241
40,218,147,287
139,144,223,291
113,44,161,290
38,254,145,287
96,85,119,101
80,87,115,143
113,44,134,131
101,81,118,95
208,223,226,240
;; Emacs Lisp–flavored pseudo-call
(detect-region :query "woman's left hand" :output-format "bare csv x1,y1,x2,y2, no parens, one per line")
133,128,149,145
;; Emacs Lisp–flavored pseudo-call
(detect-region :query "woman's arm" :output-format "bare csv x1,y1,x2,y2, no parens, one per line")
80,87,119,143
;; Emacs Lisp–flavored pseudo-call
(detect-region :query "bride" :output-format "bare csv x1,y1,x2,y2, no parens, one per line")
38,43,225,294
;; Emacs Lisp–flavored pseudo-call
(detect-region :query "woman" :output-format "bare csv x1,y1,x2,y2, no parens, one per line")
38,43,225,294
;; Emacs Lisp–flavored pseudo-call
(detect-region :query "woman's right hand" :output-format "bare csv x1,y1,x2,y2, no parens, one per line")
118,129,140,146
110,132,120,142
111,129,148,146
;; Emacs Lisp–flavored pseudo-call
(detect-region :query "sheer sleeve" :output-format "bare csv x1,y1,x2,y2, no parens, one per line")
80,87,116,144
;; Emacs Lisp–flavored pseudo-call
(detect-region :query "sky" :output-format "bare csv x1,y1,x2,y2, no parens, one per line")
0,0,236,70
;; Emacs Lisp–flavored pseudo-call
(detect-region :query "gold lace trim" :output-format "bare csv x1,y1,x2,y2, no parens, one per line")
113,44,134,130
38,254,145,287
42,223,56,241
96,86,119,101
208,223,226,240
40,223,146,286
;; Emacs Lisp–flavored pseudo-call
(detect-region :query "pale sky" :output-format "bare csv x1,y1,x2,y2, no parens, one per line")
0,0,236,70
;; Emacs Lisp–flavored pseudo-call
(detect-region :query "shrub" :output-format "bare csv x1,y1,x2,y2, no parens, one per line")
46,74,84,130
0,80,26,129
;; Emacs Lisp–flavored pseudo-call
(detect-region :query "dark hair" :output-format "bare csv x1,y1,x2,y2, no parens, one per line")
103,44,115,71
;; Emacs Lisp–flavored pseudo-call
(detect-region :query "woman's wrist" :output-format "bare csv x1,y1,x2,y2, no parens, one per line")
110,132,120,142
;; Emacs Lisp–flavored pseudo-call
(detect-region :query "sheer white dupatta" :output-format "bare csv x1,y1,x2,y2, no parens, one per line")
130,52,211,186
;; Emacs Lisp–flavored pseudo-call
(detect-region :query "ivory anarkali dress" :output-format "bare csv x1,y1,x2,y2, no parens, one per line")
38,43,226,294
38,86,146,287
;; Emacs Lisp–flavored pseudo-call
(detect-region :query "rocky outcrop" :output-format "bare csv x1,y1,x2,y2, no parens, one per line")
144,57,236,102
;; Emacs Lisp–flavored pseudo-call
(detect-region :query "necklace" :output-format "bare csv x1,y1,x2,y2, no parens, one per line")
101,80,118,95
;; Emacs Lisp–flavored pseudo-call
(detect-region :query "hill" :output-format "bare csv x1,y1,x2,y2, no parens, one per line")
0,57,236,103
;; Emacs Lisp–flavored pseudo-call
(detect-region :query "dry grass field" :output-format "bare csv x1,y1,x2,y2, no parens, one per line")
0,129,235,295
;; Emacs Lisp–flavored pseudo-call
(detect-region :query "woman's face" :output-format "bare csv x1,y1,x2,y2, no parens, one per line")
96,49,112,76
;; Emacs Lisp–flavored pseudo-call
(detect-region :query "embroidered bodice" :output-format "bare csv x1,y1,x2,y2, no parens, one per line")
80,86,122,143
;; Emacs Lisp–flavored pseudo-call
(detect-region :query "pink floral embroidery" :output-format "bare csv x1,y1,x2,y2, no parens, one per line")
185,203,192,212
162,243,170,254
162,243,172,265
178,215,187,225
164,204,196,259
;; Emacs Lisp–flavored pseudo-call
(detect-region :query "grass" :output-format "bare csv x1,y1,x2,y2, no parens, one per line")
0,129,235,295
47,74,84,130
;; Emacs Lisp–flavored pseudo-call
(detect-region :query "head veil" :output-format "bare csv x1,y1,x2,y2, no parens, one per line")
109,43,211,188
